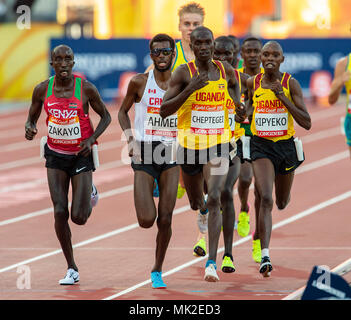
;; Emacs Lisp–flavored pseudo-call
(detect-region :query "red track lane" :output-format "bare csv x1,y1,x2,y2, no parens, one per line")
0,103,350,300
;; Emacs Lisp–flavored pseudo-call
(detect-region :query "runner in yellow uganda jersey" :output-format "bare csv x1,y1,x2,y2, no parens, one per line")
247,41,311,278
328,53,351,158
213,35,249,273
160,27,245,282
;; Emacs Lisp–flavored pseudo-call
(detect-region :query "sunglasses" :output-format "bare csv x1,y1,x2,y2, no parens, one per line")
151,48,173,57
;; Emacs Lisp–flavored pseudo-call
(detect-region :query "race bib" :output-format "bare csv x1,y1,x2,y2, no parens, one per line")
228,109,236,136
255,112,288,137
145,106,177,138
48,115,81,145
190,104,225,135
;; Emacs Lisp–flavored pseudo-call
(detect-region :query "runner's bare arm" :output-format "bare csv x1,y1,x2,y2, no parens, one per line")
160,65,208,118
223,61,245,122
79,80,112,156
245,76,254,122
25,81,47,140
328,57,350,105
118,74,146,141
272,78,311,130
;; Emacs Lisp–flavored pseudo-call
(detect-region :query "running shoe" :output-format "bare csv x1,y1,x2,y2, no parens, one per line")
193,236,207,257
59,268,79,285
153,179,159,198
252,236,262,263
197,194,208,233
259,256,273,277
237,203,250,237
177,184,186,199
221,254,236,273
197,208,208,234
91,183,99,207
151,271,167,289
204,260,219,282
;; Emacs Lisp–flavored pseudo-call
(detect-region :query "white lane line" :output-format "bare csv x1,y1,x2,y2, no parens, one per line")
102,189,351,300
3,138,125,153
1,141,128,171
0,184,133,227
0,149,347,227
0,158,130,196
0,204,190,273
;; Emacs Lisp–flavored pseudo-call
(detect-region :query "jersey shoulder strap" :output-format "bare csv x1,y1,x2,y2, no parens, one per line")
46,76,55,98
254,73,263,91
74,76,82,101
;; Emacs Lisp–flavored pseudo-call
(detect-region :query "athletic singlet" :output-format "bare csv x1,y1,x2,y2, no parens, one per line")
344,53,351,115
251,72,295,142
237,66,264,125
171,41,188,72
226,69,245,140
134,70,177,142
177,60,231,150
44,75,94,155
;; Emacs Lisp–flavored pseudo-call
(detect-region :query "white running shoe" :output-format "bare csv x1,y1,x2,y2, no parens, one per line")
197,210,208,233
91,183,99,207
204,263,219,282
197,194,208,233
59,268,80,285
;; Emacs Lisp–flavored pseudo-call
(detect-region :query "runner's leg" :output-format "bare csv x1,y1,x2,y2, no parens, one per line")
47,168,77,271
152,166,179,272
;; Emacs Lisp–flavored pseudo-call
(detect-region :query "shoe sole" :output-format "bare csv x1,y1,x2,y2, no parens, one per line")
193,246,206,257
59,279,79,285
259,264,273,277
204,274,219,282
152,285,167,289
222,266,235,273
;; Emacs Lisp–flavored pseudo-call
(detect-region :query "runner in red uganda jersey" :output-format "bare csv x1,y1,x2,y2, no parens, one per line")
25,45,111,285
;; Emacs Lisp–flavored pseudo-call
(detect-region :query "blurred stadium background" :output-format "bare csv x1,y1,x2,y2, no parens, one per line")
0,0,350,107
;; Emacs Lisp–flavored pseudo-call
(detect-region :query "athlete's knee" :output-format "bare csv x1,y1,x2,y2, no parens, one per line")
221,188,233,205
138,216,155,229
71,206,90,225
71,213,88,225
157,214,172,229
276,195,290,210
189,199,202,211
239,175,252,189
260,193,274,209
53,203,69,223
207,192,221,212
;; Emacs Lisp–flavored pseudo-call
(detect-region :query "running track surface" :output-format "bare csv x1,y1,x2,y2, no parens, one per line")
0,102,350,300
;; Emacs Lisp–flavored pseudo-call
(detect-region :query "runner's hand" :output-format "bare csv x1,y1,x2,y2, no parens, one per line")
78,136,95,157
25,125,38,140
188,72,209,92
235,103,246,123
128,139,141,162
270,79,284,96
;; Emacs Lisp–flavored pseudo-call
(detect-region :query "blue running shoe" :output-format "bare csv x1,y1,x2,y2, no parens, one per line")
151,271,166,289
153,179,159,198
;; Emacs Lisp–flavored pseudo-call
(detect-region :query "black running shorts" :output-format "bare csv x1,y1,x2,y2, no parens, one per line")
131,141,178,182
44,143,95,177
179,142,234,176
250,135,303,175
